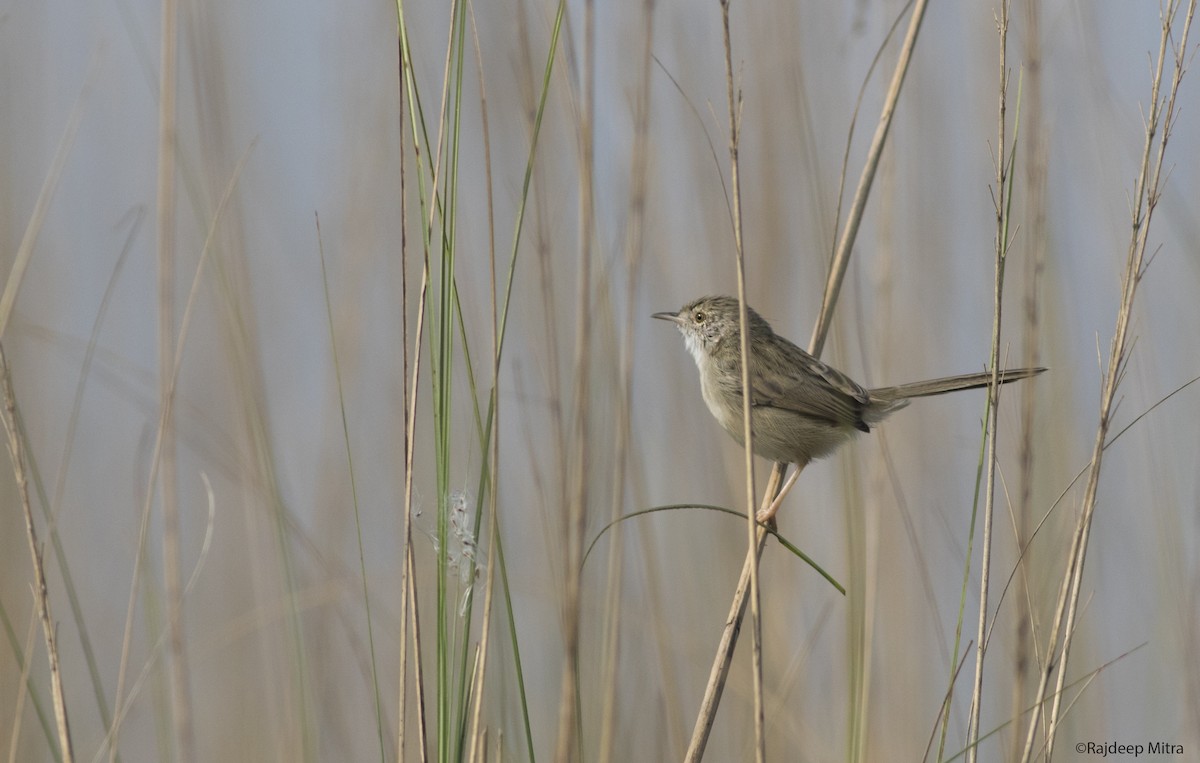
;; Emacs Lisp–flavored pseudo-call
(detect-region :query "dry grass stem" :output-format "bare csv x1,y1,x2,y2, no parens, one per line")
103,140,252,763
407,541,431,763
1012,0,1050,746
0,344,75,763
686,470,780,761
966,3,1015,759
808,0,931,356
554,0,595,758
716,0,767,758
399,263,431,762
152,0,195,756
396,21,414,761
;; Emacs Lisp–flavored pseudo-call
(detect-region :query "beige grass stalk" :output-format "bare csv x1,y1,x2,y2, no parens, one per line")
685,473,779,761
396,26,412,760
393,12,433,761
1012,0,1049,746
808,0,930,357
715,0,767,759
399,263,431,762
554,0,595,758
966,4,1015,759
106,143,253,763
1,344,75,763
686,1,930,758
152,0,195,757
1019,1,1196,759
406,542,431,763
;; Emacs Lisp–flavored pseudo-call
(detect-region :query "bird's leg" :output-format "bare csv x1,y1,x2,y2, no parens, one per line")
756,461,805,523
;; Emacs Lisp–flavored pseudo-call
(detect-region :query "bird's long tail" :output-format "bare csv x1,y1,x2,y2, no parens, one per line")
869,367,1046,402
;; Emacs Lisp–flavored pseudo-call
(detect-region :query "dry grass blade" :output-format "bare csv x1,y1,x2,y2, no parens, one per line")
399,264,431,762
407,542,431,763
966,4,1017,759
0,343,75,763
396,20,414,761
715,0,766,758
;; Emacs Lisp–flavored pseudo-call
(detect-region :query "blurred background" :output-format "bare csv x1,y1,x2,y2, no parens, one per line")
2,0,1198,759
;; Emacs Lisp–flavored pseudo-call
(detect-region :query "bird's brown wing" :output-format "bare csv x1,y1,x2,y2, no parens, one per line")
749,341,871,431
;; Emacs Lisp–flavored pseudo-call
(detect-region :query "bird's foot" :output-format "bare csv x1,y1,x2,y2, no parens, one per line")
756,466,801,524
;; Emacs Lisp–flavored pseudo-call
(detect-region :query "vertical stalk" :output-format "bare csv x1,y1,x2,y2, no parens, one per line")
155,0,193,757
717,0,766,759
1011,0,1048,745
555,0,595,759
967,4,1015,759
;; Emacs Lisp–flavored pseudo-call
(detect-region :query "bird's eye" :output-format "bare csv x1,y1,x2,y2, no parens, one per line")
694,311,706,322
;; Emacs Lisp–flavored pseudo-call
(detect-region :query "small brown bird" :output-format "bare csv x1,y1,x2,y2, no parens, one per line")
654,296,1045,521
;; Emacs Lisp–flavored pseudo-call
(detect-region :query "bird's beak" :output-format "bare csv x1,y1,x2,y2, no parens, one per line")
652,310,683,324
